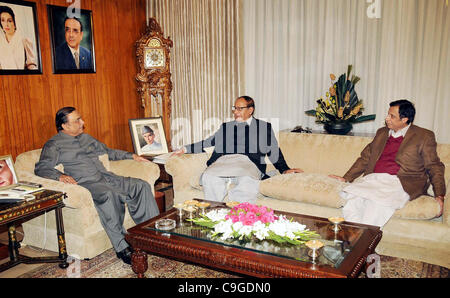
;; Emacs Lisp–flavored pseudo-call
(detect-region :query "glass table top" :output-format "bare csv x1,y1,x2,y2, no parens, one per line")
145,204,364,268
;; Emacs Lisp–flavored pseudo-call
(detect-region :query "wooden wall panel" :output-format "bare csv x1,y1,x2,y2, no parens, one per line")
0,0,146,160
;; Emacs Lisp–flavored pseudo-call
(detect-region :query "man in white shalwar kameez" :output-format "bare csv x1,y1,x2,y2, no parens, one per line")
330,100,445,228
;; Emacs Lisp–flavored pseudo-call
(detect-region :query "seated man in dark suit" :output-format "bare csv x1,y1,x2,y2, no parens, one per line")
55,17,92,70
174,96,303,204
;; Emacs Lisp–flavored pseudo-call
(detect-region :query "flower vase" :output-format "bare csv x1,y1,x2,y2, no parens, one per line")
324,122,353,135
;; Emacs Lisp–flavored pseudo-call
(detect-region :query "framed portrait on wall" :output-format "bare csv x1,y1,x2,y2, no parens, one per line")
0,0,42,75
129,117,169,156
47,4,95,74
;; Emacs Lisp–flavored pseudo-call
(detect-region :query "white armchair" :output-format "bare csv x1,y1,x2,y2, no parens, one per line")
14,149,160,259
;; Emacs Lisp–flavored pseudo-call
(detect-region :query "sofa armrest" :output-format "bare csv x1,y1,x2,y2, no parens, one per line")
165,153,208,193
15,172,94,209
109,160,160,193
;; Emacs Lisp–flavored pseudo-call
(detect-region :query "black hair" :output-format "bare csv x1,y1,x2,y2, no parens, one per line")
56,106,76,131
389,99,416,124
238,95,255,115
0,6,16,30
64,16,83,32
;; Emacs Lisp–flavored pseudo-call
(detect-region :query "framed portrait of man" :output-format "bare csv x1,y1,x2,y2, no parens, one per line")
47,4,95,74
0,0,42,75
129,117,169,156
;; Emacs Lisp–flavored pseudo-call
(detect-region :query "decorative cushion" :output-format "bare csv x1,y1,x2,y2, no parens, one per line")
259,173,346,208
393,196,441,219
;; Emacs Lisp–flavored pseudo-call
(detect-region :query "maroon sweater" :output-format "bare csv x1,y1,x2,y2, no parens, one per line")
373,136,404,175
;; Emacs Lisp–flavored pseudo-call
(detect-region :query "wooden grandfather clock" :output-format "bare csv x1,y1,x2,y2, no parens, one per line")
135,18,173,150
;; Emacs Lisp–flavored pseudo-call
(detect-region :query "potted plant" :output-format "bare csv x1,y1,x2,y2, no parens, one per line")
305,65,376,135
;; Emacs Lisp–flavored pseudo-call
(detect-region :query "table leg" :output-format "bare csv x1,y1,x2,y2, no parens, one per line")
131,248,148,278
7,225,19,262
55,207,69,269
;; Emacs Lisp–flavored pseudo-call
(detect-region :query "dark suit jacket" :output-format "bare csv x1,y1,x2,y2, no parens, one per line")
55,43,92,70
343,125,446,200
185,118,291,179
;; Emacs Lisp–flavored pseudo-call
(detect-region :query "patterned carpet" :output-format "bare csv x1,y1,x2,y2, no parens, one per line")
18,248,448,278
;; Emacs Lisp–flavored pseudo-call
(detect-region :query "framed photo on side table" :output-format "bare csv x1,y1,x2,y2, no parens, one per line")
0,0,42,75
129,117,169,156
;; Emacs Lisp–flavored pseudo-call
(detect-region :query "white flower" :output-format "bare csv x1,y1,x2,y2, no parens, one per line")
267,216,306,240
268,221,287,237
213,219,233,240
191,205,317,244
232,221,243,232
205,208,228,222
252,221,269,240
239,225,253,237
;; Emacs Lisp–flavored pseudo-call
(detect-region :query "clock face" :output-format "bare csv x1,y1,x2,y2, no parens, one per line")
145,48,165,68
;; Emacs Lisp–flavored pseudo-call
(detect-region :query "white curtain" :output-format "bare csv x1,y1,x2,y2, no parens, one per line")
242,0,450,143
147,0,450,145
148,0,242,149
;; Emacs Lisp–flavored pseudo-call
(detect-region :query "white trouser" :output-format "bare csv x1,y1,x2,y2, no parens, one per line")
341,196,398,228
339,173,410,228
200,173,260,204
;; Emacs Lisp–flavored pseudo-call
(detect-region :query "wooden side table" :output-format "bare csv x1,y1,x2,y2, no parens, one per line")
144,156,173,210
0,190,69,272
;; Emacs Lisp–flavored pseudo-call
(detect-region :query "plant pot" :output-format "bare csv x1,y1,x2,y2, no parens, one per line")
324,122,353,135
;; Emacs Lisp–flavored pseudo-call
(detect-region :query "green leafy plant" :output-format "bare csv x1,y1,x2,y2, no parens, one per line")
305,65,376,125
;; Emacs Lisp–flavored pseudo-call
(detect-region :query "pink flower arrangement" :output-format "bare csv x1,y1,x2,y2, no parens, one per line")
225,203,278,226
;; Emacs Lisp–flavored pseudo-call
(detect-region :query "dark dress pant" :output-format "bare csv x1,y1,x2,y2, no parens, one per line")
81,176,159,252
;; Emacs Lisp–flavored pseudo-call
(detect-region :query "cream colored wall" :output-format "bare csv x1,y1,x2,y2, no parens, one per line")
147,0,450,146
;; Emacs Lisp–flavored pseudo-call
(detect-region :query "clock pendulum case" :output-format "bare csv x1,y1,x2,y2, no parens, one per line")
135,18,173,150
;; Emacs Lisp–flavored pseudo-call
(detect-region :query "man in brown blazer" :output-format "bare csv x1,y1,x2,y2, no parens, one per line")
330,99,445,226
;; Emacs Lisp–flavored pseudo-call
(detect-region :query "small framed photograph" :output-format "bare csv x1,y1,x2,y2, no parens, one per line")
47,4,95,74
129,117,169,156
0,0,42,74
0,154,18,190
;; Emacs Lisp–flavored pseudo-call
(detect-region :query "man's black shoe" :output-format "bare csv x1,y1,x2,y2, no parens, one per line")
116,246,133,265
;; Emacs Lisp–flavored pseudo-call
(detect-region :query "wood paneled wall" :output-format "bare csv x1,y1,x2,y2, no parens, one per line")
0,0,147,160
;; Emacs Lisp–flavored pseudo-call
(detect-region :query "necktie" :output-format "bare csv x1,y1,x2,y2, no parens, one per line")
74,52,80,69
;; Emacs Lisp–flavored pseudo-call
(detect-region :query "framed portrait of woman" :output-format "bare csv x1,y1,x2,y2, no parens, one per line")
0,0,42,75
0,155,18,190
47,4,96,74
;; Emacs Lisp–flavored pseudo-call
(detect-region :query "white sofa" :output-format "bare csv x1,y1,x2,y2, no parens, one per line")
165,131,450,268
14,149,160,260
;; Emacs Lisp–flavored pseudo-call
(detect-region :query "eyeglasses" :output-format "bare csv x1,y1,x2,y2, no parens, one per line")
232,106,250,112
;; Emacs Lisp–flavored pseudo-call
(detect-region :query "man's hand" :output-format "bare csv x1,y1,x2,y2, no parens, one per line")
132,154,150,162
436,196,444,217
328,174,346,182
59,174,77,184
171,147,186,156
283,168,304,174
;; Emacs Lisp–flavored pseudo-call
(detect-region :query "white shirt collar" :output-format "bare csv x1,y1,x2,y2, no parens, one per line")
67,44,79,57
389,123,411,138
245,117,253,126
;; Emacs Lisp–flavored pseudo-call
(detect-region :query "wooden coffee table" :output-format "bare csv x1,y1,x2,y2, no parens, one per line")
125,200,382,278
